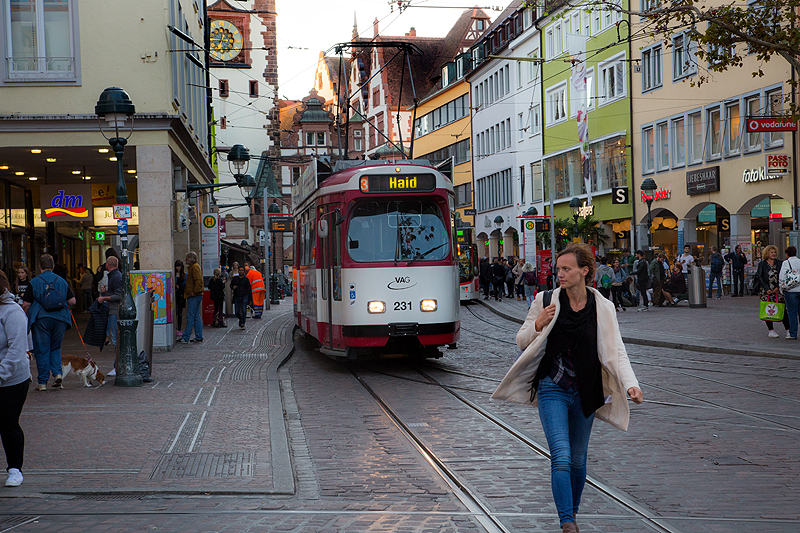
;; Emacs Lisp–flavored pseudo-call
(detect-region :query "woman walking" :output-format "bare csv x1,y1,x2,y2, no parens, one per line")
208,268,225,327
611,259,627,311
522,262,537,308
756,245,791,338
174,260,186,338
513,258,526,301
0,271,31,487
779,246,800,340
13,266,32,306
492,244,643,533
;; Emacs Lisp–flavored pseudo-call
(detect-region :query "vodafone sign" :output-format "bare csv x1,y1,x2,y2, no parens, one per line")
746,118,798,133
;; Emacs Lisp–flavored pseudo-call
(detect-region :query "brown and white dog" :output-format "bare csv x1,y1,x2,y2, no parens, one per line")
61,354,105,388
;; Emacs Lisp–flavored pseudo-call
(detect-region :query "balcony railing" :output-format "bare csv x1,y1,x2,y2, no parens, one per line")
6,56,75,80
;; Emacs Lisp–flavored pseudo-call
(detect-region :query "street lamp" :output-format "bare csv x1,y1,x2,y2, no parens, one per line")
641,177,658,254
95,87,141,387
493,215,503,258
268,201,281,305
569,197,581,242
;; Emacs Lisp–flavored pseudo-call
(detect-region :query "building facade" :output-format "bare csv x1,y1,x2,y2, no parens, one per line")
632,3,796,267
0,0,214,281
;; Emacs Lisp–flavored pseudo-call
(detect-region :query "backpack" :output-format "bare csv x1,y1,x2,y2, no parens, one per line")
710,253,724,273
600,269,613,289
524,271,537,286
41,278,67,312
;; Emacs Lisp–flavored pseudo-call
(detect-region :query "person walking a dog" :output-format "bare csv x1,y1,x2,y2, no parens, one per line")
21,254,76,391
0,270,31,487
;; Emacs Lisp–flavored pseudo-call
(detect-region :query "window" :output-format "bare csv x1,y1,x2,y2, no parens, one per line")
706,106,722,159
455,183,472,207
500,121,506,150
528,49,539,82
354,129,362,137
219,79,229,97
518,113,525,140
553,23,563,57
546,83,568,125
743,93,761,152
498,68,505,96
656,122,669,170
524,7,533,29
591,136,627,190
764,87,784,148
442,65,450,87
476,169,513,211
531,162,543,203
641,45,662,92
724,101,741,156
305,132,314,146
520,166,526,204
530,104,541,134
456,58,464,79
642,126,655,173
506,118,512,147
673,32,697,80
4,0,76,81
249,80,258,97
599,56,625,105
372,87,379,107
671,116,685,167
291,166,301,182
687,111,703,163
354,138,362,151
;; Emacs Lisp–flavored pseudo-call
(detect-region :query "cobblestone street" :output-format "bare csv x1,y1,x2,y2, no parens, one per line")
1,300,799,532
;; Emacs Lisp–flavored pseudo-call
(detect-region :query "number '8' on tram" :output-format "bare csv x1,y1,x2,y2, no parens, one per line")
292,159,460,360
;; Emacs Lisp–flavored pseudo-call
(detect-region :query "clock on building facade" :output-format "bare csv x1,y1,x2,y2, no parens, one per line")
210,19,244,62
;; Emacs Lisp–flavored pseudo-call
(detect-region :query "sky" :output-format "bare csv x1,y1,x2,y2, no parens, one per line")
274,0,500,99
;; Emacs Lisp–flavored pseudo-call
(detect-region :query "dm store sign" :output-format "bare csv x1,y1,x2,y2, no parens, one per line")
40,184,93,222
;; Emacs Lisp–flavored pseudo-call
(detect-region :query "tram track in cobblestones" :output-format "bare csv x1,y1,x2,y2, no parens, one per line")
350,364,683,533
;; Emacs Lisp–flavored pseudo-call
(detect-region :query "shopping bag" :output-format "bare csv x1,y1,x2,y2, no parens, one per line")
759,296,785,322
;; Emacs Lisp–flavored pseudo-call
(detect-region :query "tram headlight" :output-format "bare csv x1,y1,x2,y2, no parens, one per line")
420,299,437,312
368,301,386,314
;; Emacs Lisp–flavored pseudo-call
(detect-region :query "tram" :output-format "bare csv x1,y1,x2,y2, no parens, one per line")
292,159,460,360
456,227,480,301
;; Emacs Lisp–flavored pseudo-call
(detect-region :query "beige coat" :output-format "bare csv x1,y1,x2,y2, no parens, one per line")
491,287,640,431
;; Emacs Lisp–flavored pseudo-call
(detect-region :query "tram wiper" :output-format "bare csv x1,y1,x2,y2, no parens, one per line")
406,241,449,266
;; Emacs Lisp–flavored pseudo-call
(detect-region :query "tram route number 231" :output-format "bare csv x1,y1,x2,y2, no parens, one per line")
394,301,412,311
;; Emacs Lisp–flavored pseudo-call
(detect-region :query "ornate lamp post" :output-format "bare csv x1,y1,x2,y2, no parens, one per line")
95,87,140,387
641,177,658,254
267,201,281,305
569,197,581,242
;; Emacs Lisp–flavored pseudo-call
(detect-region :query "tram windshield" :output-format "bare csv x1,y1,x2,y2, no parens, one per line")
347,200,450,263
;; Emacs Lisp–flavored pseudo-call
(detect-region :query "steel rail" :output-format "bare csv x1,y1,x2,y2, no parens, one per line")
348,366,512,533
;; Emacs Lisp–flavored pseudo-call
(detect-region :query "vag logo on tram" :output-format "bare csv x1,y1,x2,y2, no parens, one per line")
387,276,416,290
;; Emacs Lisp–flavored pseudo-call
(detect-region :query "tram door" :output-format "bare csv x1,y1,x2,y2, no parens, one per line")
319,208,335,350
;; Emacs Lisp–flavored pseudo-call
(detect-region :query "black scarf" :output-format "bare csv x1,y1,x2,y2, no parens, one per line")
531,289,604,417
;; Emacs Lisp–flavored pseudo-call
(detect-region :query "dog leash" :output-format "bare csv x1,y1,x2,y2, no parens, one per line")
70,310,96,366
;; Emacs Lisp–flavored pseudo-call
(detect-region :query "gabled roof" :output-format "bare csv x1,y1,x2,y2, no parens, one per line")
279,100,302,143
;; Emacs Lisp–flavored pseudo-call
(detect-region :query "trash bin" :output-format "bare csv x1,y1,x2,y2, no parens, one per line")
687,264,707,308
202,288,215,326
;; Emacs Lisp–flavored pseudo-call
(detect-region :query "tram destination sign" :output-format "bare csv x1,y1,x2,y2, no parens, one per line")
686,166,720,196
360,173,436,193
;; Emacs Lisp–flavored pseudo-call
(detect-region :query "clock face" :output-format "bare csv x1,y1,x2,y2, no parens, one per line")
210,19,243,62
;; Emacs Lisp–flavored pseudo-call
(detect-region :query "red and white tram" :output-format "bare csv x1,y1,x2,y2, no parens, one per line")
292,159,460,360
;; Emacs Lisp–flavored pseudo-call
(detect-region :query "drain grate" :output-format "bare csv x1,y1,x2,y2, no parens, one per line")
150,452,253,479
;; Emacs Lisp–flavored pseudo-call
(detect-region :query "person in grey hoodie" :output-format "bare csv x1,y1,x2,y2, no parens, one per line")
0,270,32,488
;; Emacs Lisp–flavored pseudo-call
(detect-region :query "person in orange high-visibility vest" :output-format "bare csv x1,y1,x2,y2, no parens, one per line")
245,261,266,318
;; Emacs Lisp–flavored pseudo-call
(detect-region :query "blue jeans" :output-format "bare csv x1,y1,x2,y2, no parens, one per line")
31,318,68,385
234,296,249,327
182,295,203,341
707,271,722,298
107,314,118,346
524,284,536,307
537,376,595,526
785,291,799,339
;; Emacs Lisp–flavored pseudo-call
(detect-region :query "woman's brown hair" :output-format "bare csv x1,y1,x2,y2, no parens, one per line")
0,271,12,303
556,244,596,286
